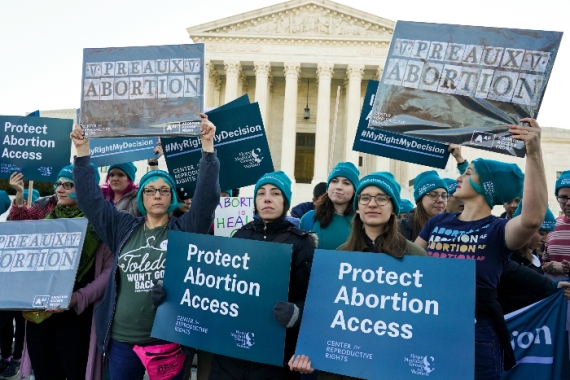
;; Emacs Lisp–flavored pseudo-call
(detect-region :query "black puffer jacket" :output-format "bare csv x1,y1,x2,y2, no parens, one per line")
398,210,416,241
209,218,315,380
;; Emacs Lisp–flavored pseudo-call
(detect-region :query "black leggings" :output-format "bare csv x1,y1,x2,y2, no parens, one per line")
0,311,25,360
26,307,92,380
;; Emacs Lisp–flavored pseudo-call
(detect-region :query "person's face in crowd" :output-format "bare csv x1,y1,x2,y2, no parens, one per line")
108,168,130,194
528,231,550,251
357,186,394,227
220,192,231,197
142,178,172,216
398,213,409,220
328,176,355,207
55,179,76,208
557,187,570,218
503,197,522,218
446,195,464,213
178,198,192,214
421,188,448,217
455,164,479,200
256,184,285,222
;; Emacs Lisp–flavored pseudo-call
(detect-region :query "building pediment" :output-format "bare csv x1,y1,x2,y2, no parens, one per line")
187,0,394,42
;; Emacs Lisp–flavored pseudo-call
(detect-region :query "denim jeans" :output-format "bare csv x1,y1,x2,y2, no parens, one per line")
108,339,185,380
475,318,502,380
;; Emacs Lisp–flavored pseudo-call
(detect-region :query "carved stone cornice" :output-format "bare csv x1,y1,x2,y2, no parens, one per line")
224,60,242,76
254,61,272,77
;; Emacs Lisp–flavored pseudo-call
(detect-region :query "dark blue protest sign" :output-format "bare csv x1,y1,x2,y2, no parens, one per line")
354,80,450,169
80,43,204,138
0,218,88,309
151,232,291,366
369,21,562,157
208,94,250,114
0,115,73,181
502,291,569,380
295,249,475,379
163,102,274,198
89,137,157,166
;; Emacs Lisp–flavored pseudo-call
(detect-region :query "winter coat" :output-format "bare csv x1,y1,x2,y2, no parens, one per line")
113,189,141,217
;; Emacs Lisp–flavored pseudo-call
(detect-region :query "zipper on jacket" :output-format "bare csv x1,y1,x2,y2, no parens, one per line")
263,223,267,240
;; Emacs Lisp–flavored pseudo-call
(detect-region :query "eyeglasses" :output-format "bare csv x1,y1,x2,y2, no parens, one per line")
358,194,391,206
53,181,74,190
143,188,171,197
426,191,448,201
556,196,570,204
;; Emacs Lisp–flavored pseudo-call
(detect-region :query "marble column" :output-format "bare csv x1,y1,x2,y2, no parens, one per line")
313,63,334,184
344,64,365,165
280,62,301,179
254,61,271,127
224,60,241,103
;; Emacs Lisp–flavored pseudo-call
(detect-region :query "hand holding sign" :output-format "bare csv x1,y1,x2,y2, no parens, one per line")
288,355,314,375
70,124,90,156
509,118,542,156
199,113,216,153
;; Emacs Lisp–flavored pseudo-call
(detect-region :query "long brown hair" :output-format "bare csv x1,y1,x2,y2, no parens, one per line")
339,211,407,256
314,193,355,228
412,199,431,240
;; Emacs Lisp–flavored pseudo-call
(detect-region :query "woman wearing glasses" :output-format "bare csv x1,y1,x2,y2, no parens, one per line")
21,163,113,380
289,172,426,379
398,170,448,242
69,115,220,380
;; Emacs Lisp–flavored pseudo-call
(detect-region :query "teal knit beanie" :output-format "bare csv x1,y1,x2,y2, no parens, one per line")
399,199,414,214
327,162,360,190
413,171,447,202
555,170,570,196
513,201,557,232
108,162,137,182
137,170,178,215
443,178,459,196
61,162,100,185
354,172,401,214
0,190,10,215
471,159,524,208
23,189,40,203
254,171,292,209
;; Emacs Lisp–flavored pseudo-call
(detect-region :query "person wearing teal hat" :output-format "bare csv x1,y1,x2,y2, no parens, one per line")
398,199,415,220
22,189,40,204
414,118,553,375
544,169,570,275
69,115,220,380
289,173,426,376
102,162,141,216
443,178,464,213
399,170,448,242
0,190,10,215
300,162,359,249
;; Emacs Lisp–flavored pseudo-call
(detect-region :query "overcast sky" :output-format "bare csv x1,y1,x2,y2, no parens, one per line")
0,0,566,128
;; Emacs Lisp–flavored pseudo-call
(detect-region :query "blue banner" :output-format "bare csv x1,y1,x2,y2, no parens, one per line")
0,218,88,309
353,80,450,169
151,232,291,366
0,115,73,181
295,249,475,379
502,291,569,379
89,137,158,166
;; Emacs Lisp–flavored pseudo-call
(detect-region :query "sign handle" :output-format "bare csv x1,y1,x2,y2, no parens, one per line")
27,181,34,205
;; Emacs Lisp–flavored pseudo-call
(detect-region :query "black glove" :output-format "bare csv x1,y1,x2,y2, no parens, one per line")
273,301,300,328
150,279,166,307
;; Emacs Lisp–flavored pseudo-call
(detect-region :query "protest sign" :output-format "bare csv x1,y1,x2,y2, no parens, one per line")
295,249,475,379
0,218,88,309
0,115,73,181
152,231,291,366
353,80,450,169
214,197,254,237
208,94,250,114
163,102,274,198
89,137,158,166
80,43,204,138
369,21,562,157
502,291,569,380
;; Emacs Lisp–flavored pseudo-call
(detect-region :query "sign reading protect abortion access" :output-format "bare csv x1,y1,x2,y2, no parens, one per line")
295,249,475,379
152,232,291,366
80,43,204,138
369,21,562,157
0,115,73,181
0,218,88,310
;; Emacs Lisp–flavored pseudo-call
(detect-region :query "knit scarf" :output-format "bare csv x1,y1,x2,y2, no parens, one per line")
45,205,101,282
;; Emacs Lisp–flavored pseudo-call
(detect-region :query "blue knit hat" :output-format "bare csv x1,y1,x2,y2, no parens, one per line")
137,170,178,215
513,201,557,232
443,178,459,196
471,159,524,208
399,199,414,214
254,171,292,209
354,172,401,214
23,189,40,204
0,190,10,215
222,190,233,197
413,171,447,202
108,162,137,182
555,170,570,196
327,162,360,190
61,162,100,184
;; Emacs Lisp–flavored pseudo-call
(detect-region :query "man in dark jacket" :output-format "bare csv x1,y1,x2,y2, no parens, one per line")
209,171,315,380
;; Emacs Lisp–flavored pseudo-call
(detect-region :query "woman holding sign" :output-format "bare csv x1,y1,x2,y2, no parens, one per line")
69,114,220,380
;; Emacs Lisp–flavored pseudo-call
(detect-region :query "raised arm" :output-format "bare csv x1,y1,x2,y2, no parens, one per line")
505,118,547,250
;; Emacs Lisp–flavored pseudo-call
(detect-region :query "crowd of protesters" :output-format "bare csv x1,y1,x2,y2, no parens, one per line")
0,116,569,380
